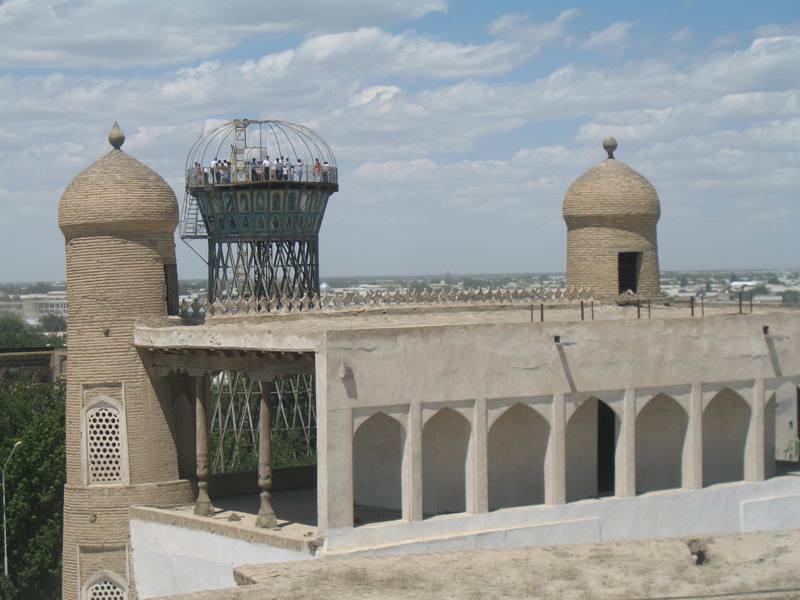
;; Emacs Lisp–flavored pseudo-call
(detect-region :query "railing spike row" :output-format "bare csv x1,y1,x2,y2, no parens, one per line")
181,285,595,321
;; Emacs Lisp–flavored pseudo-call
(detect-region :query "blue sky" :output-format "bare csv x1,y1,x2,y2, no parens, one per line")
0,0,798,280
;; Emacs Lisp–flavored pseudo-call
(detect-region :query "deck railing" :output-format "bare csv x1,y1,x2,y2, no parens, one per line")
186,164,338,187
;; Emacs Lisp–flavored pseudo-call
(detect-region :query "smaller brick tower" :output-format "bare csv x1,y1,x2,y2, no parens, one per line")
563,138,661,299
59,123,193,599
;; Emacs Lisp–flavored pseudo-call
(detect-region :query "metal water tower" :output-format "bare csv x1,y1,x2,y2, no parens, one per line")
181,119,338,301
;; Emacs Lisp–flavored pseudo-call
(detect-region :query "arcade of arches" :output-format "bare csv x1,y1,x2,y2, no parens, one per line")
350,381,800,525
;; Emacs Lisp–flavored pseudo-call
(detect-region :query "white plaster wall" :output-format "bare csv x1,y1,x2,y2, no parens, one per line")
774,383,799,461
703,390,750,486
325,475,800,556
320,313,800,531
741,493,800,533
566,398,598,502
488,404,548,510
130,519,313,599
353,413,404,511
422,408,470,516
635,394,686,492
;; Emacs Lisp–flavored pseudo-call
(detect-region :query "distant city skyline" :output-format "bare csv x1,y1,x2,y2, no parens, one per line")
0,1,798,281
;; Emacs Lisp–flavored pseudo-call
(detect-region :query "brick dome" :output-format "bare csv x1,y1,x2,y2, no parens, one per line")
563,146,660,220
563,138,662,299
59,123,178,238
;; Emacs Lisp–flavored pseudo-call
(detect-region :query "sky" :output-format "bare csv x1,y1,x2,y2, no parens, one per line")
0,0,798,281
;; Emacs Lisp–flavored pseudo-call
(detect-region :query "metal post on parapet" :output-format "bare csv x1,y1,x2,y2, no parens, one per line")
637,300,641,320
581,301,585,321
647,299,651,319
691,296,695,317
591,301,594,320
540,303,544,322
701,295,705,317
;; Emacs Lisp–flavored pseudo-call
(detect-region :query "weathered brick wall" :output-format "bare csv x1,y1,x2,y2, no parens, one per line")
62,482,193,599
565,217,660,298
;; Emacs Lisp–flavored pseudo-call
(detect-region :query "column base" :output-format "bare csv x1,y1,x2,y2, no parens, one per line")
256,512,278,528
194,500,214,517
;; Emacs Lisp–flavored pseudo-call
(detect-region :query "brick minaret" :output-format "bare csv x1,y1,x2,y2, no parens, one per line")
58,123,193,599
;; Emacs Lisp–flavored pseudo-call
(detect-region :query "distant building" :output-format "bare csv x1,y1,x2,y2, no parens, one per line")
0,291,68,321
0,346,67,382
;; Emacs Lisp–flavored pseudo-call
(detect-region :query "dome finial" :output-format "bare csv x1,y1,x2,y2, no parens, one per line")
108,121,125,150
603,136,617,159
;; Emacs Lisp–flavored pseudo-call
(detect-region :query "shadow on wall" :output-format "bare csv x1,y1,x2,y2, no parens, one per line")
636,394,687,493
423,408,470,517
488,403,549,510
703,389,750,487
353,412,404,523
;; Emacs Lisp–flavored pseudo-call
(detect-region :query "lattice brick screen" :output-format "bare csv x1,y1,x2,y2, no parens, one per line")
87,578,127,600
87,406,123,484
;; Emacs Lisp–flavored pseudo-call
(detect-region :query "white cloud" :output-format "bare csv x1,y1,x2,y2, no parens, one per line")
489,9,581,46
668,27,692,45
0,0,447,69
293,27,529,78
693,36,800,92
582,21,633,52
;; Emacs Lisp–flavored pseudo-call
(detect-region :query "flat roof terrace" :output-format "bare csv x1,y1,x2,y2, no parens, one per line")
133,301,800,353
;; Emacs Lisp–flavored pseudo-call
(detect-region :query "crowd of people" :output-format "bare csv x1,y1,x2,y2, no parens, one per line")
190,155,335,185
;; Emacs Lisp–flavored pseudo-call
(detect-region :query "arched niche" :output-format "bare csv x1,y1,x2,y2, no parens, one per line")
770,381,799,465
566,396,619,502
422,407,471,517
702,388,750,486
635,393,687,493
488,403,549,510
352,412,405,524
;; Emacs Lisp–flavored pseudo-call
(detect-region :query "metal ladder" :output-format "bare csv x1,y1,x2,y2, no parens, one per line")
180,193,206,238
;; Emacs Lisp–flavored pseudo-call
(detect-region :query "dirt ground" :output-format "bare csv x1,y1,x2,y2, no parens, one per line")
159,529,800,600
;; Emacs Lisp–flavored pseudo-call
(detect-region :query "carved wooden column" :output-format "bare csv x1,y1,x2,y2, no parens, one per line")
194,373,214,516
256,380,278,528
